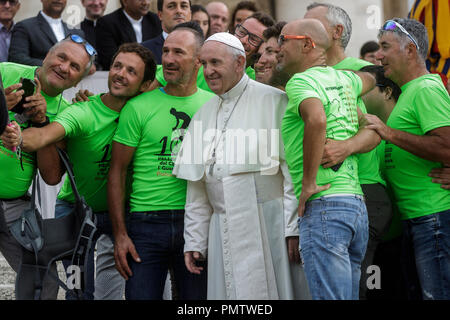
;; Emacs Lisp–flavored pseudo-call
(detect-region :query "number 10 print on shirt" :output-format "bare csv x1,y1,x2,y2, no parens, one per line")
156,107,191,174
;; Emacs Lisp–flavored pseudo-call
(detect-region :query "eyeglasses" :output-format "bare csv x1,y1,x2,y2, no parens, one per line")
66,34,97,57
0,0,19,5
381,20,420,51
234,24,264,47
278,34,316,48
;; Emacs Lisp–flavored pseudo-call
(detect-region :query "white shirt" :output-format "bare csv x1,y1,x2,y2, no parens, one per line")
122,10,143,43
40,11,65,42
162,31,169,40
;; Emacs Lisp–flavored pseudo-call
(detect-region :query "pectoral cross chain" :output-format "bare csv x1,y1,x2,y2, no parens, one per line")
208,149,216,175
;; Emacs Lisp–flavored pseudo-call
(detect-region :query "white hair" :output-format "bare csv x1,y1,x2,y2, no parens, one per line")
224,45,246,75
49,38,95,77
307,2,352,49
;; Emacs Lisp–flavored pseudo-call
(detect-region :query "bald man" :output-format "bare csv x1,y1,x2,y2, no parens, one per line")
277,19,379,300
304,5,394,300
206,1,229,35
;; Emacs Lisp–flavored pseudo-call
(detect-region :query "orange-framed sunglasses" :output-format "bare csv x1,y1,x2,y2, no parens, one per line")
278,35,316,48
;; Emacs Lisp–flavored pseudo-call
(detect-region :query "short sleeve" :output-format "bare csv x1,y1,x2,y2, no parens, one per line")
414,85,450,134
285,74,321,116
58,97,71,114
113,102,142,147
54,103,89,138
155,65,167,86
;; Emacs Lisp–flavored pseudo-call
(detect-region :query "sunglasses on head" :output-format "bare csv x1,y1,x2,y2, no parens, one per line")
66,34,97,57
382,20,420,51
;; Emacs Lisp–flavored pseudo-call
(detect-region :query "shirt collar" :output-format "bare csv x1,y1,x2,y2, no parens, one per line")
162,31,169,40
0,21,14,32
122,9,143,24
219,74,249,101
40,10,62,25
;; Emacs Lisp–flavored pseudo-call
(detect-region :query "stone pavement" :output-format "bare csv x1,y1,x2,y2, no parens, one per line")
0,252,67,300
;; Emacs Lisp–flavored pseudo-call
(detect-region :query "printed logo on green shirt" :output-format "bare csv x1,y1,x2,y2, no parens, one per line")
156,107,193,177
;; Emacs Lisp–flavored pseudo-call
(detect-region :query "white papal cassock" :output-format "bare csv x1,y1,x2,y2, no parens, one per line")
173,74,310,300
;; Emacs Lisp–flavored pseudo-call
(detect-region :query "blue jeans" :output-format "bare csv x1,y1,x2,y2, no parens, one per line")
298,195,369,300
125,211,207,300
54,199,116,300
402,209,450,300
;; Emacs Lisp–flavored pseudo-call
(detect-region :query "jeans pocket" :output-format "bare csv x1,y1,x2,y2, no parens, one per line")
321,210,353,254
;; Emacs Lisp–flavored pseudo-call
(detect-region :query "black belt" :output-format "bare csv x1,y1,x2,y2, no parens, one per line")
0,194,31,202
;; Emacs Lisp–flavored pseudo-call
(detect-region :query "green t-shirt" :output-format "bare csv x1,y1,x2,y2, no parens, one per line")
385,74,450,219
55,94,119,212
113,87,214,212
332,56,372,71
155,65,211,92
376,140,403,241
333,57,386,186
0,62,70,198
282,66,363,199
246,65,256,80
155,65,256,93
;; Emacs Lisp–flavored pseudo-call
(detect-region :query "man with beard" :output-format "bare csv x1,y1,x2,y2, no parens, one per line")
0,35,94,299
277,18,378,300
304,3,393,299
234,12,274,79
2,43,155,300
108,27,213,300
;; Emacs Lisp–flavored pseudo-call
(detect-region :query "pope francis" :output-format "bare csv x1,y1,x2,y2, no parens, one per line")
173,33,310,300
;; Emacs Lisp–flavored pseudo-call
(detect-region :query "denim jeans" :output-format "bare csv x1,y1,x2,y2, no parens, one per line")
125,211,207,300
54,199,124,300
298,195,369,300
402,209,450,300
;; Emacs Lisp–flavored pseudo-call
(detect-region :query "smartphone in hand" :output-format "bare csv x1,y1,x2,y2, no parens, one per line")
11,78,37,123
11,78,37,114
